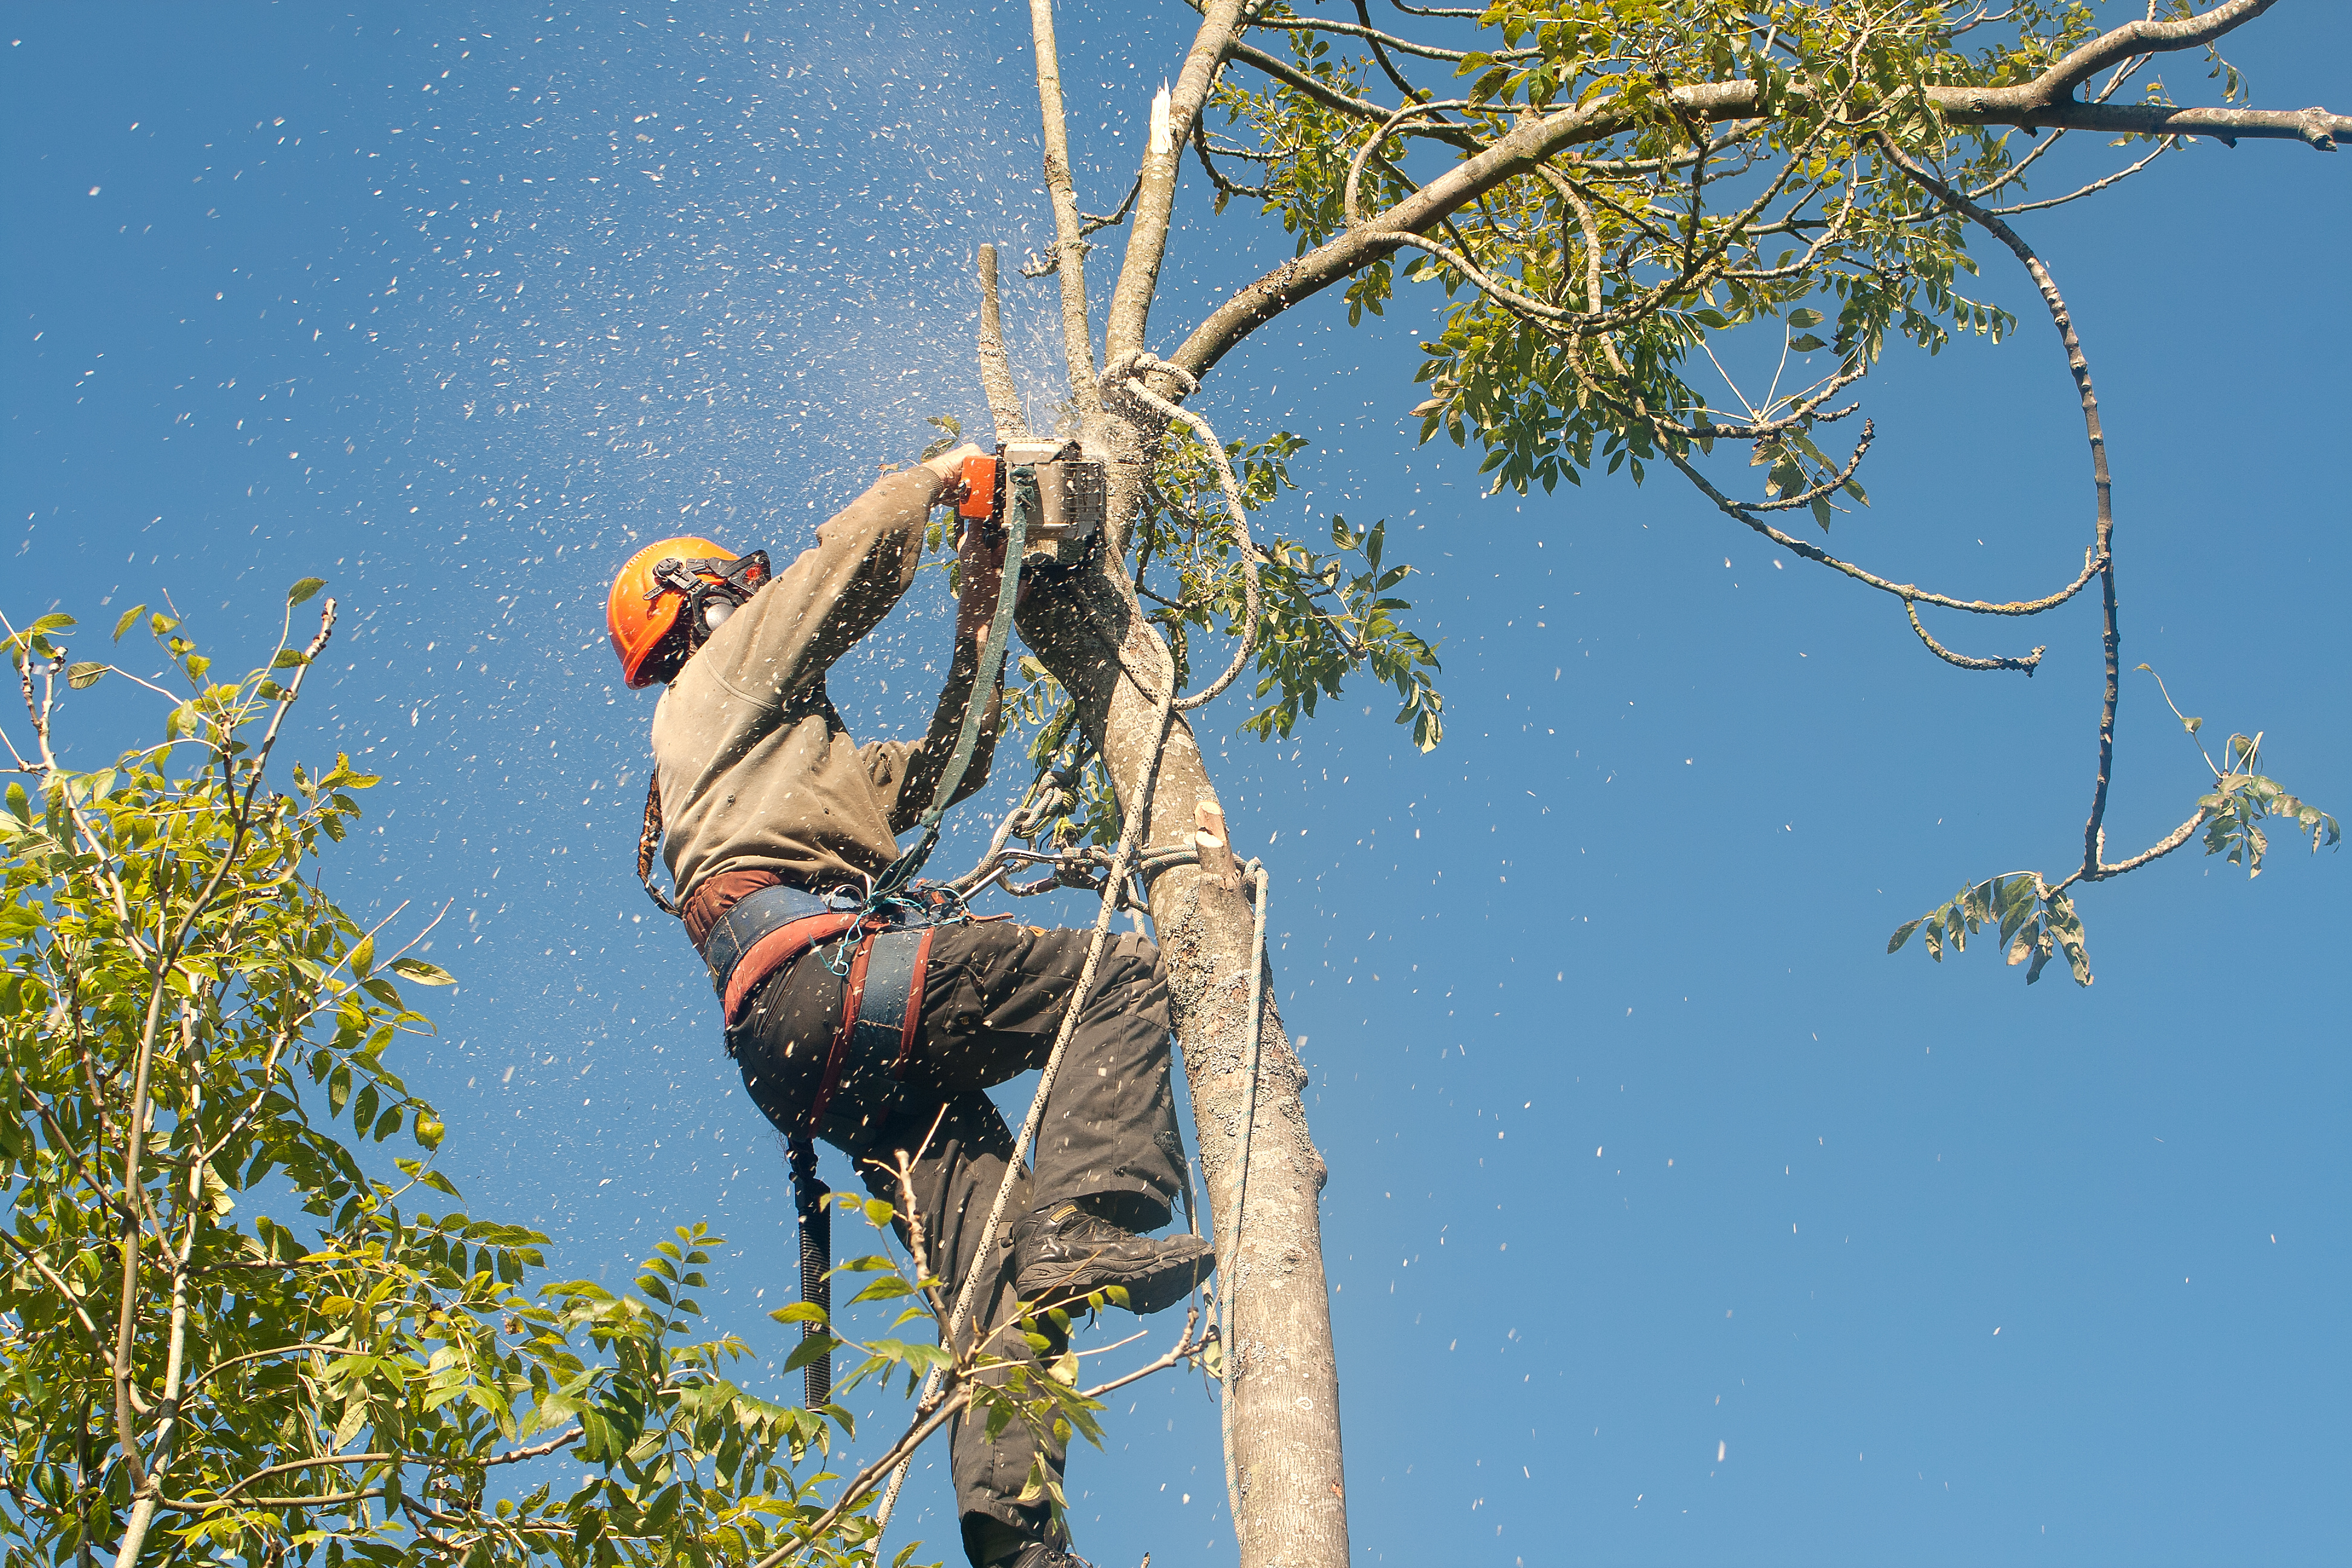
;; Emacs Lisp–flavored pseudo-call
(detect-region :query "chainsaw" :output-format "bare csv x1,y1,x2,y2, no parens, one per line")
955,439,1105,567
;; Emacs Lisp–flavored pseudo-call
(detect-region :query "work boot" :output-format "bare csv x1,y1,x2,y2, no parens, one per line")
1010,1197,1212,1316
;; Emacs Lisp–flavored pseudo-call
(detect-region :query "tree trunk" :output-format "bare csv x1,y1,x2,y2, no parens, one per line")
1015,419,1348,1568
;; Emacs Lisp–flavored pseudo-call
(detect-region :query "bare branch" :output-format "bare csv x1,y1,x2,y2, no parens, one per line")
1907,600,2045,675
1660,439,2106,621
1106,1,1252,364
2094,805,2215,879
1194,119,1274,201
1982,138,2175,215
1217,33,1482,149
1245,5,1532,66
975,245,1030,442
1027,0,1103,420
1352,0,1442,98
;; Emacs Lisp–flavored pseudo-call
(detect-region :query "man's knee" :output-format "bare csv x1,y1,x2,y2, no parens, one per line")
1094,931,1169,1018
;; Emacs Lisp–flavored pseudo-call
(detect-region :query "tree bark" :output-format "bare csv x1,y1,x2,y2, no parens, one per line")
1028,0,1105,423
975,246,1030,442
1016,416,1347,1567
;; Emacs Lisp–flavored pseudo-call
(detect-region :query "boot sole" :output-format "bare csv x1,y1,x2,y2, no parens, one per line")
1016,1245,1213,1317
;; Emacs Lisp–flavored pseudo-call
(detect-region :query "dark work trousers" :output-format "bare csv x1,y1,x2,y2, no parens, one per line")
725,920,1186,1557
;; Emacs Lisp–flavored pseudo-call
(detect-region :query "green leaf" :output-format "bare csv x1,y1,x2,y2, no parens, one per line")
350,933,375,980
287,577,328,606
782,1334,840,1374
66,661,108,690
848,1276,917,1305
1787,308,1824,328
387,956,456,987
1788,333,1826,353
114,604,148,641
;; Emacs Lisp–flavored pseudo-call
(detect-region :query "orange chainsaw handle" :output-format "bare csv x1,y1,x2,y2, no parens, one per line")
956,454,999,520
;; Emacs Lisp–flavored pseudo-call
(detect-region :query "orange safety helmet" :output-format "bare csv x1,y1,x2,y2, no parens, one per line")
606,536,769,688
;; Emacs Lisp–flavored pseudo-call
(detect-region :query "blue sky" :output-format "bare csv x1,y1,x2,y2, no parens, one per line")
5,4,2347,1564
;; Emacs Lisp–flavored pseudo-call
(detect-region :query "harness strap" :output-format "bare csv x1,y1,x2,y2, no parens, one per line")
808,933,878,1136
856,925,936,1076
721,913,858,1025
804,925,936,1141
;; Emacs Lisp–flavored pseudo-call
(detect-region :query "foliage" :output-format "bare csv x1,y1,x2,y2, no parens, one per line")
2192,736,2339,878
1886,681,2337,986
1175,0,2339,979
0,598,1100,1566
1133,426,1443,753
971,419,1445,851
1888,872,2092,987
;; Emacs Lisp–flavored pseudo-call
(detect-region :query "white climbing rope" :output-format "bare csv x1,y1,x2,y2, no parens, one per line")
872,353,1266,1534
1218,857,1272,1521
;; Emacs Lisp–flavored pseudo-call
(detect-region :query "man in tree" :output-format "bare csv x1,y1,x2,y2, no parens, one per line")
606,444,1210,1568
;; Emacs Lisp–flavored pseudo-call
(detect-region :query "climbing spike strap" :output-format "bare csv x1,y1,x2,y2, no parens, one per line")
870,465,1034,901
788,1136,832,1410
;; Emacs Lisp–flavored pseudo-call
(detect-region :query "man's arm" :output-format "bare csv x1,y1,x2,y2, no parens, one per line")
678,447,981,707
871,472,1013,830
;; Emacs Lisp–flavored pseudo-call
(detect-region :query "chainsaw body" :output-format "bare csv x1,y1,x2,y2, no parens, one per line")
958,439,1105,566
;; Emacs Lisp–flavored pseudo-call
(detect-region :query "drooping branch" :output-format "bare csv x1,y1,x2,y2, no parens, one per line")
1873,137,2123,883
1907,600,2045,675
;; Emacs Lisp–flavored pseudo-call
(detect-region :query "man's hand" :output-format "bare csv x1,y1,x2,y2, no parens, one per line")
921,441,988,506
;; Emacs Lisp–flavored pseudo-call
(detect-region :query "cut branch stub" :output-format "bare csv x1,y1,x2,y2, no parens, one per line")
1194,799,1241,893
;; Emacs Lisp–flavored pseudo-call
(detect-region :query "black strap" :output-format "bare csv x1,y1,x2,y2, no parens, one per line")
870,465,1033,900
788,1136,832,1410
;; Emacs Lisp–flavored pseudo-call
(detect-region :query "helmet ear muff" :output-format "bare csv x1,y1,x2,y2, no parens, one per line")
662,549,768,657
607,538,764,688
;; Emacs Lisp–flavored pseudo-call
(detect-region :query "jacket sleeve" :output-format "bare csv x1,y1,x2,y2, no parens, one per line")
681,468,941,705
861,644,1007,834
